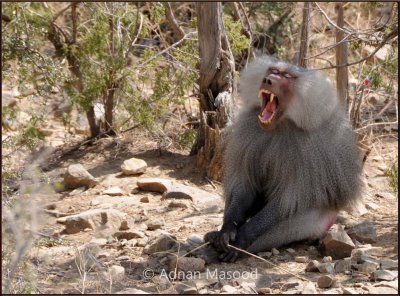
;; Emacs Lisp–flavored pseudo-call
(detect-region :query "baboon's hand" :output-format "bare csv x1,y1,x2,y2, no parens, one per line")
218,235,248,263
204,224,237,253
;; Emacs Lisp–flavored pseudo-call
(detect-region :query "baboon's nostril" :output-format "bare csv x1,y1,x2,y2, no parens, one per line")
267,79,272,85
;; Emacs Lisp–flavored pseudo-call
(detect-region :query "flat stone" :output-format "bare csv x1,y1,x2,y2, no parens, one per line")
143,233,178,255
162,189,193,200
351,245,383,257
147,219,165,230
116,288,148,294
295,256,308,263
380,259,398,271
341,287,359,294
90,238,108,246
113,230,145,240
373,280,398,291
57,208,126,234
347,221,377,243
375,191,396,199
365,202,380,210
371,270,398,281
104,186,124,196
121,158,147,175
64,164,98,189
163,184,223,210
168,256,206,273
357,261,379,273
168,200,190,209
366,286,398,294
137,178,172,193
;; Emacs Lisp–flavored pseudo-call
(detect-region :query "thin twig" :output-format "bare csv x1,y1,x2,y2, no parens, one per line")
137,31,196,68
372,97,396,120
315,26,398,70
181,242,211,258
314,3,352,35
163,2,185,41
52,3,72,22
125,12,143,58
227,244,310,282
355,120,398,132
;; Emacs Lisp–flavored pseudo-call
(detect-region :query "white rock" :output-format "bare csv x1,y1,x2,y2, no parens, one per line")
109,265,125,280
121,158,147,175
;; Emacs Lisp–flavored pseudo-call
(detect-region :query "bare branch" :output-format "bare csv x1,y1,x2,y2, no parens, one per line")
315,26,398,70
355,120,398,132
163,2,185,41
125,12,144,59
314,2,352,35
52,3,72,22
137,31,196,68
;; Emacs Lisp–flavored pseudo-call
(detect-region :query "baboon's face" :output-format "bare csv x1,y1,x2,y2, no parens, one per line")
258,67,297,129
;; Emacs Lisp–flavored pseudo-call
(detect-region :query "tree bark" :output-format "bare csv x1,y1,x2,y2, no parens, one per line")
335,2,349,107
163,2,185,42
191,2,235,181
298,2,311,68
48,3,100,138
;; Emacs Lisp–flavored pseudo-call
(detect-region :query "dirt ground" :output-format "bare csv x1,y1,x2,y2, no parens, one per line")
2,73,398,294
3,123,397,294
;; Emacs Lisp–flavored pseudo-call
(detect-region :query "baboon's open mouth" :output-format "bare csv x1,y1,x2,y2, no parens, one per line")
258,89,279,126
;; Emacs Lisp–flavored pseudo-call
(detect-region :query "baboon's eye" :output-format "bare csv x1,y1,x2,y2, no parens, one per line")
283,73,293,78
271,68,279,74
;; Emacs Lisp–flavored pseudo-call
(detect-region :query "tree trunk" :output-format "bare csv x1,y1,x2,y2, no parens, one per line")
191,2,235,181
47,3,100,138
335,2,349,108
298,2,311,68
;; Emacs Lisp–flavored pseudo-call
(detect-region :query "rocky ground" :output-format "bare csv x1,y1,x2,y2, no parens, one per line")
2,84,398,294
3,130,396,294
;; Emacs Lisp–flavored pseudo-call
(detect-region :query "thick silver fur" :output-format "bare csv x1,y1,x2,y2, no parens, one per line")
222,56,362,251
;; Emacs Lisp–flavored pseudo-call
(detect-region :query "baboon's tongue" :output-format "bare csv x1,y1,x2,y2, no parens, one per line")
262,99,277,121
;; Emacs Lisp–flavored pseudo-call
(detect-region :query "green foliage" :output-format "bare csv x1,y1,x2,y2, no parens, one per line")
178,128,197,149
223,14,250,57
385,161,398,193
150,3,166,24
20,116,46,150
2,3,63,94
363,51,398,92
